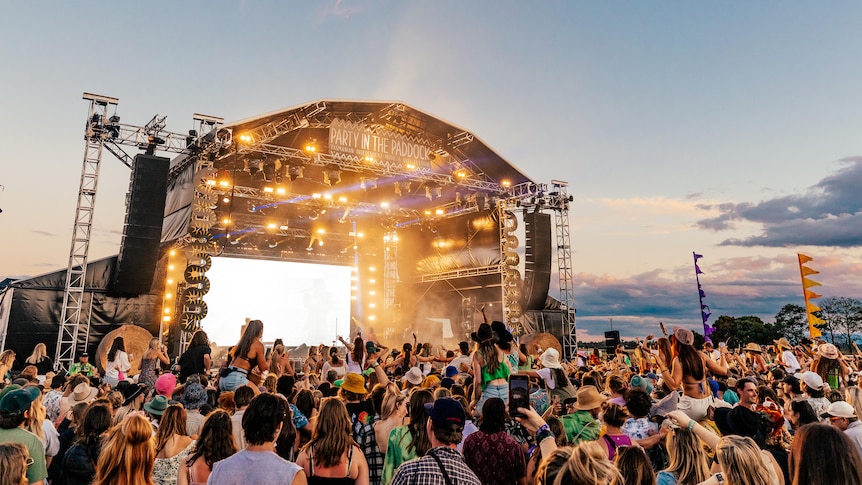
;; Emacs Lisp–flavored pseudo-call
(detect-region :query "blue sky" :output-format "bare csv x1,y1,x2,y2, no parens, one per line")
1,1,861,341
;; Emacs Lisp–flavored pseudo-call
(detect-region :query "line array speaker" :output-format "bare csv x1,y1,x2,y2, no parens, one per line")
522,211,552,311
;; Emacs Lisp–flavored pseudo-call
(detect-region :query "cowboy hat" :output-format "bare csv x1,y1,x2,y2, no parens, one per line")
574,385,607,411
491,321,514,345
143,395,169,416
818,343,840,360
743,343,763,353
67,382,99,407
470,323,498,344
403,367,424,386
773,337,793,350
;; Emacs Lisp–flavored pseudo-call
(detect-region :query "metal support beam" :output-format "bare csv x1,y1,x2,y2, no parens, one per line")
551,180,578,360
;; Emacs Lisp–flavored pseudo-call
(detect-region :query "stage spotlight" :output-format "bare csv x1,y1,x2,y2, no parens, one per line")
501,179,511,187
304,139,317,152
288,164,304,181
262,159,276,182
247,159,261,176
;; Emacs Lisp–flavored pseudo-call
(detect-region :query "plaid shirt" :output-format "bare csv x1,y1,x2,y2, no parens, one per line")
391,447,481,485
353,413,383,485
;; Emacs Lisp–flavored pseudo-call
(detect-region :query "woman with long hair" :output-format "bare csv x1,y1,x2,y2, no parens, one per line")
383,343,417,377
305,345,323,377
470,322,510,415
712,435,779,485
104,337,131,387
382,389,433,485
811,343,850,391
0,442,30,485
94,413,155,485
0,349,15,385
322,347,348,381
61,403,113,485
296,398,369,485
600,403,633,462
177,410,237,485
275,396,299,462
177,330,211,384
656,427,710,485
517,348,576,401
220,319,268,391
373,384,407,454
548,441,621,485
23,388,59,468
655,327,729,421
153,405,196,485
140,338,170,391
339,335,366,374
789,422,862,485
612,446,655,485
268,343,292,378
25,342,54,377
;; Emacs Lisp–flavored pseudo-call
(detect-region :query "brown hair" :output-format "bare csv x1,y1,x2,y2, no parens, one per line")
0,442,29,485
790,423,862,485
155,405,188,453
613,445,655,485
301,398,356,468
94,414,155,485
187,410,236,468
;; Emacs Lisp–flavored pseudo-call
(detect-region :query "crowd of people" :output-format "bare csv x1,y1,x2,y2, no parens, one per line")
3,315,862,485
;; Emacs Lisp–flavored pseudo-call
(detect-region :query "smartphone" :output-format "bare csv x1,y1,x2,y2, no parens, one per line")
509,375,530,418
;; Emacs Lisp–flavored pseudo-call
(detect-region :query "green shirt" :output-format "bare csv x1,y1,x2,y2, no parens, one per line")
561,410,602,445
68,362,96,377
0,426,48,484
382,425,417,485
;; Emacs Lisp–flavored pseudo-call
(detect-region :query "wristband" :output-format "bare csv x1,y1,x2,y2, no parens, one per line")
687,419,695,430
536,428,555,443
537,424,550,434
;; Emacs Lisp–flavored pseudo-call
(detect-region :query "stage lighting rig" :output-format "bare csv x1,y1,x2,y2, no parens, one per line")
323,165,341,185
287,163,304,181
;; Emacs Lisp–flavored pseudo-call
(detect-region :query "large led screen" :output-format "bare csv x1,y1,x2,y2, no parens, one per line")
202,257,351,347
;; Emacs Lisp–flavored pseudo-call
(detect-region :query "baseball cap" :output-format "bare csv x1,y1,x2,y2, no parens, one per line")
365,341,379,354
424,397,466,429
822,401,856,419
444,366,459,378
0,386,41,415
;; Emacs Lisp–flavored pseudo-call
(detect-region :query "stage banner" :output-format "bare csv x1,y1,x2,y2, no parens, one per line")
328,119,434,169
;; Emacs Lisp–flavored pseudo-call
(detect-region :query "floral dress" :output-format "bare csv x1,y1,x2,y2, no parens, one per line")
152,440,196,485
139,357,159,390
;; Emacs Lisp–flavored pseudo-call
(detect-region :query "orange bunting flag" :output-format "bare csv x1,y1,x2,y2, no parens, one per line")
802,277,822,288
806,302,822,313
801,266,820,276
804,289,822,300
798,253,813,264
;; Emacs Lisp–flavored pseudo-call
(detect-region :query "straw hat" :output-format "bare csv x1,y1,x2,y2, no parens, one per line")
773,338,793,350
743,343,763,354
574,385,607,411
67,382,99,407
818,343,840,360
540,348,564,370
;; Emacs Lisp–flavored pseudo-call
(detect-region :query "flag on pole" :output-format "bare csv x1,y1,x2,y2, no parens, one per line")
694,252,714,342
798,253,823,338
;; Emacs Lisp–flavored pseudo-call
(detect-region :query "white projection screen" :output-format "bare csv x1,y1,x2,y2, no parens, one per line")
201,257,352,347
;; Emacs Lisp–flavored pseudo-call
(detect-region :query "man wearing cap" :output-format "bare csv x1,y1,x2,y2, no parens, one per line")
391,397,481,485
560,385,606,445
68,353,97,378
0,386,49,484
773,338,800,374
823,401,862,455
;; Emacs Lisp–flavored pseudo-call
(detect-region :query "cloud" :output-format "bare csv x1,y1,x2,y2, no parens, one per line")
697,158,862,247
30,230,58,237
313,0,368,24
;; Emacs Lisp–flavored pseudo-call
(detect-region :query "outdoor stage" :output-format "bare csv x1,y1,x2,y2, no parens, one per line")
0,98,577,370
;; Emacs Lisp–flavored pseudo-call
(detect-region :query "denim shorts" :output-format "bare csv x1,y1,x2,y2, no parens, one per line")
219,368,249,391
477,383,509,415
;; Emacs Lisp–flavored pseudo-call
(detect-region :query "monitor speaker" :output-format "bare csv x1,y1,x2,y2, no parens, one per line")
604,330,621,349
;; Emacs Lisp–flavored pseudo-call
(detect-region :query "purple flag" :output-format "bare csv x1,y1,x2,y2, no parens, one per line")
694,253,703,260
702,311,711,322
695,264,703,274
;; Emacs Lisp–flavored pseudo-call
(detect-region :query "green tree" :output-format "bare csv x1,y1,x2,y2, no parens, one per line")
772,304,807,345
818,297,862,348
709,315,770,349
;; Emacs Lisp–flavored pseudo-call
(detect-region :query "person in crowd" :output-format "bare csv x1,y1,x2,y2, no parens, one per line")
811,343,850,391
340,335,368,374
789,422,862,485
605,374,628,406
656,425,710,485
821,400,862,454
516,348,575,401
736,377,760,410
144,395,169,428
104,337,132,388
548,441,622,485
773,338,800,374
612,445,656,485
0,442,31,485
177,330,211,384
784,399,818,434
448,342,472,376
47,401,87,482
780,375,803,402
180,383,208,439
390,397,481,485
305,346,323,377
384,343,417,377
93,413,154,485
230,385,255,450
294,389,318,432
470,323,509,414
0,386,48,485
703,435,779,485
42,375,65,424
114,383,147,425
21,387,58,469
600,403,634,461
741,343,769,375
276,396,299,462
152,405,196,485
561,385,605,444
61,403,112,485
207,393,306,485
296,398,369,485
322,347,348,381
178,410,236,485
462,397,526,485
24,344,53,382
268,342,292,378
220,320,269,392
373,385,407,455
140,338,171,391
800,371,830,419
0,350,16,385
68,352,96,378
382,389,434,484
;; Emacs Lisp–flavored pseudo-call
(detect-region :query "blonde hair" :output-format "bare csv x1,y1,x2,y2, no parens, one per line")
380,384,405,420
25,393,46,440
846,387,862,421
269,343,285,377
0,442,29,485
95,414,155,485
716,435,774,485
665,428,710,485
25,343,47,365
552,441,621,485
0,350,16,368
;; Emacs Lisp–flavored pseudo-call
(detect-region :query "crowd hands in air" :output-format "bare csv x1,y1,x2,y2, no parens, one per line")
3,313,862,485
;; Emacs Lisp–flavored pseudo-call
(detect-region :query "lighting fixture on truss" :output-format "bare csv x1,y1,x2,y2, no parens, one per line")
287,163,304,181
323,164,341,185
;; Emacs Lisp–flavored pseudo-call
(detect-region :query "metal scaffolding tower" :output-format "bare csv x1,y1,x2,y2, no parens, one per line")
550,180,578,360
55,93,118,371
